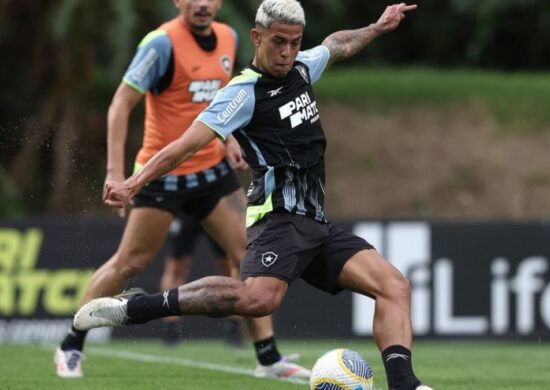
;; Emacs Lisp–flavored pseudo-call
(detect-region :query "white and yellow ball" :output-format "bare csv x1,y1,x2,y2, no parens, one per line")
310,348,374,390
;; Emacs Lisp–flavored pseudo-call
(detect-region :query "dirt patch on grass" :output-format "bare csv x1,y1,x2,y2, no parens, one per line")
321,102,550,219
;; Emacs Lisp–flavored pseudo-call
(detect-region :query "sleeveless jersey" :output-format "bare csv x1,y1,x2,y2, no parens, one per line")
124,18,237,175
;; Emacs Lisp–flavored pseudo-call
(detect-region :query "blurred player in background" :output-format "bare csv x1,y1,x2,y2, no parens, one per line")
160,213,243,347
92,1,432,389
54,0,309,380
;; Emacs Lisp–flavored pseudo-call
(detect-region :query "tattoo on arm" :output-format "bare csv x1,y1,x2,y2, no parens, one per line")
323,24,382,67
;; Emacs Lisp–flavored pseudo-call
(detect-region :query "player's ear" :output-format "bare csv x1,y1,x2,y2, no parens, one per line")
172,0,180,9
215,0,223,12
251,28,261,47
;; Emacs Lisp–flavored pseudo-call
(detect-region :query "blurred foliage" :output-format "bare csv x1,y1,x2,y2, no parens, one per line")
314,67,550,133
1,0,550,216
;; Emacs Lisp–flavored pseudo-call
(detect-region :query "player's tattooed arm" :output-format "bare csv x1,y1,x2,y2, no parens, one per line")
322,26,382,67
322,3,417,67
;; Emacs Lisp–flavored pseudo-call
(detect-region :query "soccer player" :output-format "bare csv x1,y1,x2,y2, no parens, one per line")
160,213,243,347
77,1,433,389
54,0,309,380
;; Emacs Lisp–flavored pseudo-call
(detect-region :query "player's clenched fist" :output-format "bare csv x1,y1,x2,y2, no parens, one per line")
103,181,133,209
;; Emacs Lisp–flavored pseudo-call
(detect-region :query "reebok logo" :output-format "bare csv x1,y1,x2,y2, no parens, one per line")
267,86,283,97
385,353,410,362
256,344,273,354
278,91,319,128
162,291,170,308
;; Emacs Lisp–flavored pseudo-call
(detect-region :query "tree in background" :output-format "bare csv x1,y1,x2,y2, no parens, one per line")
451,0,550,69
1,0,161,215
2,0,550,216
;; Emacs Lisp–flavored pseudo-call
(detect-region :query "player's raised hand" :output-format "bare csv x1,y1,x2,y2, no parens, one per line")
375,3,417,33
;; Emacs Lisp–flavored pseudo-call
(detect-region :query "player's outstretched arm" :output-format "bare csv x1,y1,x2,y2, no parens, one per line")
322,3,416,68
105,83,143,217
103,121,216,209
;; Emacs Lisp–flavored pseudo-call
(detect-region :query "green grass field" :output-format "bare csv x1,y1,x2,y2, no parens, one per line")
1,339,549,389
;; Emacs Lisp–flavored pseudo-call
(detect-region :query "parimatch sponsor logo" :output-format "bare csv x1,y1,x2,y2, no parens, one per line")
278,91,319,128
0,228,93,316
189,79,222,102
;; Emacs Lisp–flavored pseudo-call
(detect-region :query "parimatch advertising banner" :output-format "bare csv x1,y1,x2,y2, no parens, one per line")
1,218,549,342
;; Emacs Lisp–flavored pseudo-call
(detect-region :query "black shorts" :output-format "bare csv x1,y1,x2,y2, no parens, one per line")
241,212,373,295
167,214,225,258
133,159,240,220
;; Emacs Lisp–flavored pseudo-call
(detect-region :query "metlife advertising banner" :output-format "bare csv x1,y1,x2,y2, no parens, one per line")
349,221,550,339
1,218,549,342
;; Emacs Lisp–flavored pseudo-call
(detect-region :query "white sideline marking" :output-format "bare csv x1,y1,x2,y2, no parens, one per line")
86,346,310,386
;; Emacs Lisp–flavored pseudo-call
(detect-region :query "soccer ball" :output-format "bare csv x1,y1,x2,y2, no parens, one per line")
310,348,374,390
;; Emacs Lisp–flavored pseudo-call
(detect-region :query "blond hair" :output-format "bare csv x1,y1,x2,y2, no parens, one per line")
255,0,306,28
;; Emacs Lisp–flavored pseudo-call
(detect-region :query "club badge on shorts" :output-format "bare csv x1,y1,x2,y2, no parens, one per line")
261,251,278,267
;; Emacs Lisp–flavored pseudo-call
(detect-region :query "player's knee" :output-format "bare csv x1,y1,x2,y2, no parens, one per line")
111,252,151,279
383,272,411,303
121,262,147,279
244,292,280,317
113,251,154,279
249,300,277,317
